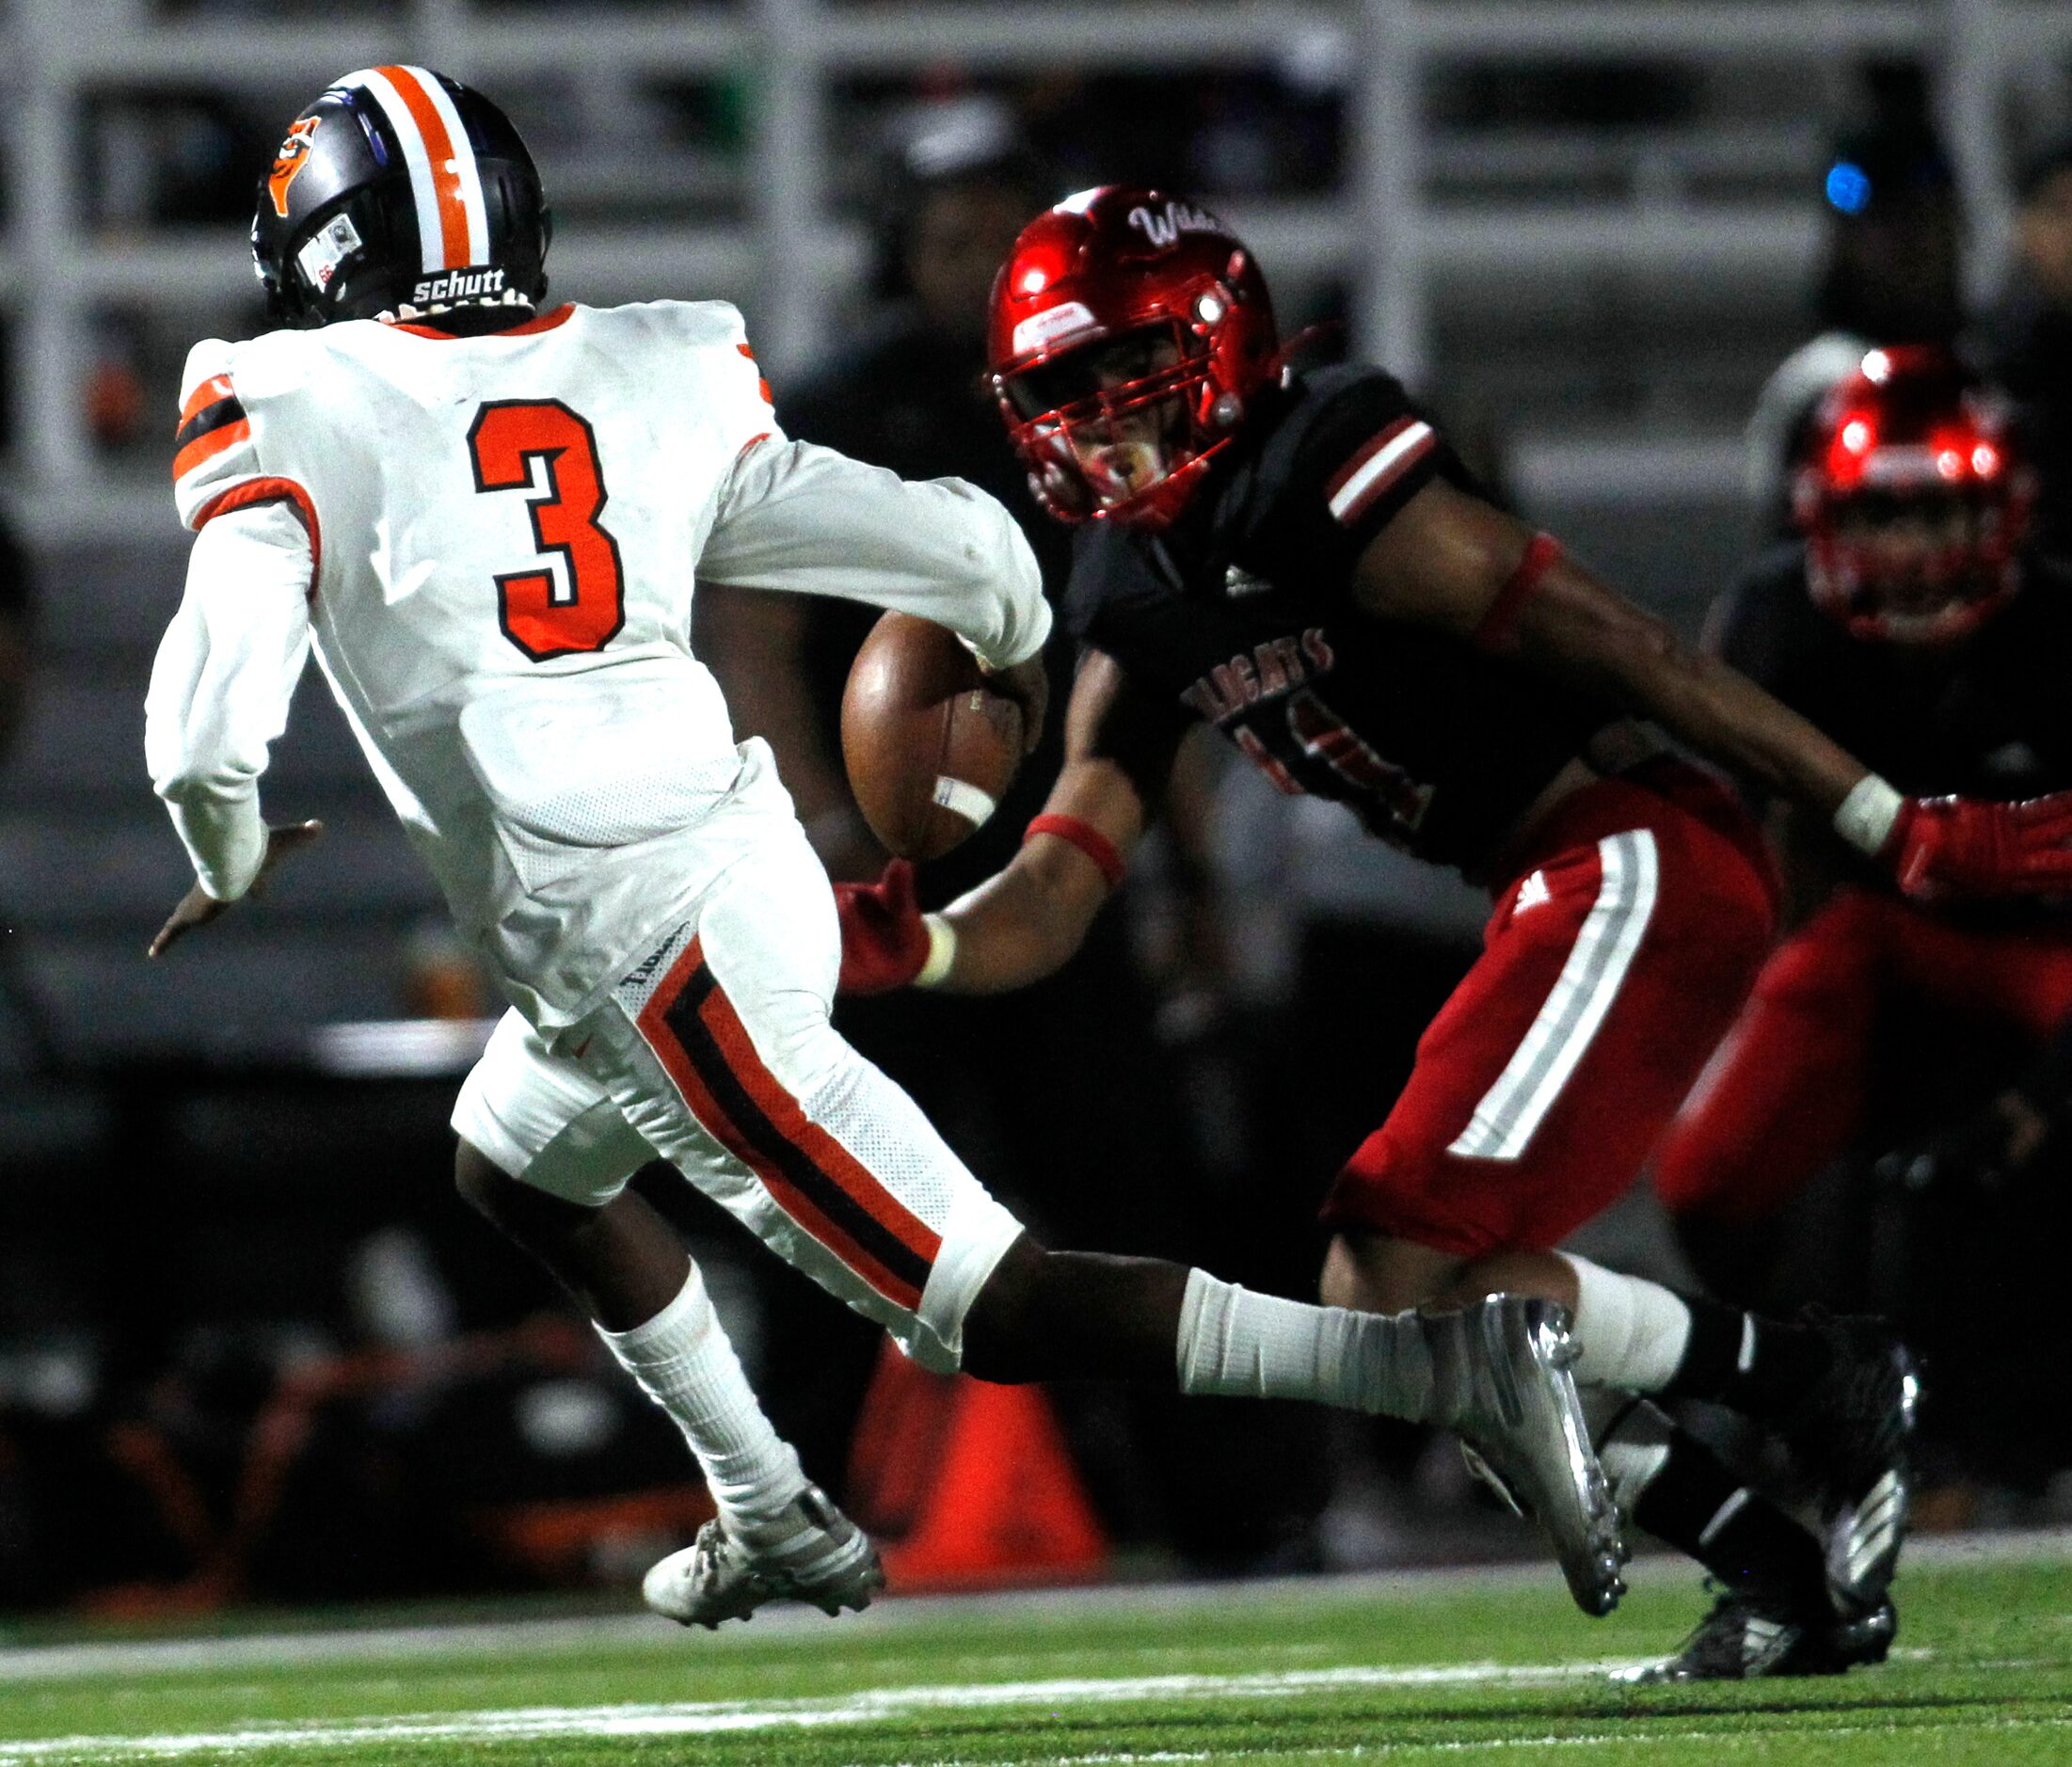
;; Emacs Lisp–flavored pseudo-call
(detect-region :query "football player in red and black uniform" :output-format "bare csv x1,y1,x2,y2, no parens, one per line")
1656,348,2072,1225
836,188,2072,1679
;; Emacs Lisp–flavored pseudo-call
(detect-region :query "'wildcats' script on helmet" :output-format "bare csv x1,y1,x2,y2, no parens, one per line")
1126,199,1222,248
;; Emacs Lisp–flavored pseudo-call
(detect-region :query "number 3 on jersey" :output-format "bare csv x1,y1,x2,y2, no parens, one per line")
468,400,626,661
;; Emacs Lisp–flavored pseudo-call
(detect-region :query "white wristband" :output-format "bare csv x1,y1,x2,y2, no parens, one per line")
915,913,957,988
1834,773,1905,857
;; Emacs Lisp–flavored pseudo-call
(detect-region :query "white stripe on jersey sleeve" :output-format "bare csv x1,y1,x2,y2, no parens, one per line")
1328,420,1435,525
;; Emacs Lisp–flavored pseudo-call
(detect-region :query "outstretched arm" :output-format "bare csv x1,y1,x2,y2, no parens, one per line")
1352,479,2072,899
144,497,313,908
1354,479,1867,815
837,649,1188,995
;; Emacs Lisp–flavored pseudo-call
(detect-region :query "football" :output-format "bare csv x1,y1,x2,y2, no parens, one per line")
840,612,1025,862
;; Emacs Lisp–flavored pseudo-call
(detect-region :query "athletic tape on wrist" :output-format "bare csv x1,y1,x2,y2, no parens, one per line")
915,913,957,988
1024,813,1126,889
1834,773,1905,857
1474,533,1564,653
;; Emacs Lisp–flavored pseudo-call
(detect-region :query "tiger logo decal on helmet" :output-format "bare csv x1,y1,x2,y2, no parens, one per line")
267,117,321,220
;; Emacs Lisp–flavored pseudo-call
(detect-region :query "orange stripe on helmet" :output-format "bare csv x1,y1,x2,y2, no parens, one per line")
375,64,470,271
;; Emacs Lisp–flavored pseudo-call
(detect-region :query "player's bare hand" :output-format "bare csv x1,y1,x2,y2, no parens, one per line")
983,655,1049,756
148,820,325,959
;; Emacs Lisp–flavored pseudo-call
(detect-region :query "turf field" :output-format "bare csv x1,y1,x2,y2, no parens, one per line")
2,1535,2067,1765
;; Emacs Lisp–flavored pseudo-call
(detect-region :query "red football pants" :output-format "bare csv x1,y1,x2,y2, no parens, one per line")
1653,887,2072,1225
1321,767,1777,1258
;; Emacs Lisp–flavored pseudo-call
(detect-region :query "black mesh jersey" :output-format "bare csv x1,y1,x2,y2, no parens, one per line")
1713,544,2072,802
1060,364,1623,877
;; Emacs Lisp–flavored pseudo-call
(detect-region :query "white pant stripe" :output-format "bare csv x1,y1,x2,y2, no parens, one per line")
1447,829,1660,1162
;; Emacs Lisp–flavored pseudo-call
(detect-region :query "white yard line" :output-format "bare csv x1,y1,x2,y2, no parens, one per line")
0,1661,1726,1761
1041,1718,2072,1764
2,1681,2066,1767
2,1526,2064,1687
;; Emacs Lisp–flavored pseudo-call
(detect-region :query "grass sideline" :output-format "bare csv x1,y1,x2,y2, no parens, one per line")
0,1536,2066,1765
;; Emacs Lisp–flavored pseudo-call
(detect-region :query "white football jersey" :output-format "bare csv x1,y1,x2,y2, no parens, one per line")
152,300,1047,1028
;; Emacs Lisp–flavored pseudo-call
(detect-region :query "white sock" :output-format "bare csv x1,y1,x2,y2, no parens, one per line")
1558,1254,1693,1393
598,1265,807,1537
1174,1269,1435,1421
1581,1388,1676,1513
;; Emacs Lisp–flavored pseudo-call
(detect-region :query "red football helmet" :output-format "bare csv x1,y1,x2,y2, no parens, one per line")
1793,346,2033,645
987,186,1279,530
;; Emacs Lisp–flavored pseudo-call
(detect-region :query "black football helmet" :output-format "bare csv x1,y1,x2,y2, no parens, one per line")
250,66,550,327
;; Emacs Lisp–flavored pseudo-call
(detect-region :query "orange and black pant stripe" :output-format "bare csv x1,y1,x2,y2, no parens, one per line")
636,938,942,1312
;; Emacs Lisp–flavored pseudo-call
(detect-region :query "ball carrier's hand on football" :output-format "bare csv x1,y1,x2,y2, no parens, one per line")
980,654,1050,757
147,819,324,959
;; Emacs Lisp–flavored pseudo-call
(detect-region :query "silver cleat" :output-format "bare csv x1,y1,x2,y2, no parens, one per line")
643,1485,885,1631
1428,1295,1629,1617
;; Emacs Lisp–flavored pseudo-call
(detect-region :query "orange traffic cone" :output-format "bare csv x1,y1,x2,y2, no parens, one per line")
846,1340,1108,1592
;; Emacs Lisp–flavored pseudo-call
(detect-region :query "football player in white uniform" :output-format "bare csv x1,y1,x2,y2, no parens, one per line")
145,67,1630,1626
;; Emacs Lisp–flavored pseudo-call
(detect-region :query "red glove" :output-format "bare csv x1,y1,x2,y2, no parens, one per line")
1889,791,2072,901
835,859,931,994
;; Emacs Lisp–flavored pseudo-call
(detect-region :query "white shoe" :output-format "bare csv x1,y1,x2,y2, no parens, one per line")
643,1485,884,1630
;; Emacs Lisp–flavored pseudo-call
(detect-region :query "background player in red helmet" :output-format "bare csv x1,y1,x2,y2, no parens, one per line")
837,187,2072,1680
1656,348,2072,1234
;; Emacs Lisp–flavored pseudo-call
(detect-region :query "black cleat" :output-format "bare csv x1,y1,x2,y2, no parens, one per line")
1774,1310,1919,1614
1620,1585,1896,1683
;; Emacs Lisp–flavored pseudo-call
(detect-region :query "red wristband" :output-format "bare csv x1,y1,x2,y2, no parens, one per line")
1474,533,1563,653
1024,814,1126,889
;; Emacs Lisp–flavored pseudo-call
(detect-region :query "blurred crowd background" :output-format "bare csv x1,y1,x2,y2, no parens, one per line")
4,0,2072,1618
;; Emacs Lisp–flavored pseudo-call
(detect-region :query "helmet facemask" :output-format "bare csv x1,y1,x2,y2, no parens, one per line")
1001,324,1220,521
1813,481,2020,644
1796,377,2032,645
997,316,1249,528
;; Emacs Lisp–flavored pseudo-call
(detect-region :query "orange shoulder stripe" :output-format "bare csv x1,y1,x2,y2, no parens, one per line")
179,374,235,427
171,417,252,485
